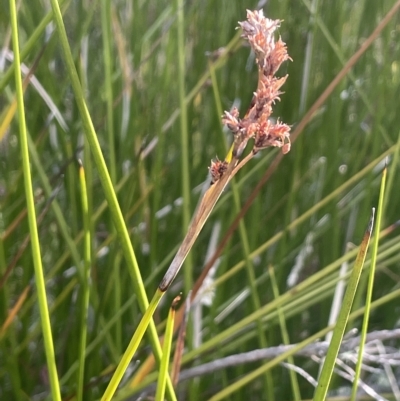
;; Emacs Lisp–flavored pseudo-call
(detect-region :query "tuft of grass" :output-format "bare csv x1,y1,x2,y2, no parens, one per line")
1,1,400,400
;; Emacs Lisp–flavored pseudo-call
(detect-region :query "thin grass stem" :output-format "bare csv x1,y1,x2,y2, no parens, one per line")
350,164,387,401
9,0,61,399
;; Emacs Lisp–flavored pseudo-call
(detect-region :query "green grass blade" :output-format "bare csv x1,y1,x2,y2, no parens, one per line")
9,0,61,399
155,296,179,401
313,209,375,401
100,289,170,401
76,162,92,401
350,163,387,401
176,0,193,295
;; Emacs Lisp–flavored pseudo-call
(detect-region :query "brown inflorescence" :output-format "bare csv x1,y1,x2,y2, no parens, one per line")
209,158,229,184
211,9,291,183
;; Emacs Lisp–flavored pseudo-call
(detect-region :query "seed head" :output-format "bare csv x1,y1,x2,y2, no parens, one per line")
211,10,292,183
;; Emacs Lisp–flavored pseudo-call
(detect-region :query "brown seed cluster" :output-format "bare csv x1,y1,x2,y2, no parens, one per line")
210,9,291,184
209,158,228,184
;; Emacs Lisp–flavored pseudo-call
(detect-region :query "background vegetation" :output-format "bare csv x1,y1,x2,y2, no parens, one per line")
1,0,400,400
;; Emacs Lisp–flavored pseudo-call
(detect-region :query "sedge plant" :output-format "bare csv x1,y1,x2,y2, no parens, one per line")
102,9,292,399
2,2,400,401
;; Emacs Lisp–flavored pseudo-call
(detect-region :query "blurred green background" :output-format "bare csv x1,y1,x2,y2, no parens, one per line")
1,0,400,400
